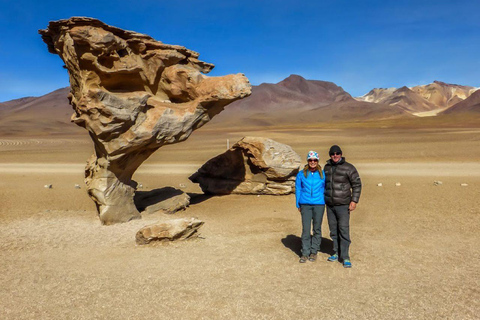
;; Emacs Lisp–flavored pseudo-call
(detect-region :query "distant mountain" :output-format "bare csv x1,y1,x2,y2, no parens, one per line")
224,74,352,113
357,81,477,116
1,76,478,136
210,74,411,126
0,87,80,136
440,89,480,114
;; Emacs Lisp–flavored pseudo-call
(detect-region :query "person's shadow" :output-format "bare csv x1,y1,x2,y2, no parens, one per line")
281,234,334,257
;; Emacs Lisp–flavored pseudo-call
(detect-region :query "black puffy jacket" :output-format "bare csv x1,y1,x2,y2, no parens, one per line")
324,157,361,206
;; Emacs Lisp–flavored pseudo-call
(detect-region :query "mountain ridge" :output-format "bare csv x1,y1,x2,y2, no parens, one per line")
1,76,478,135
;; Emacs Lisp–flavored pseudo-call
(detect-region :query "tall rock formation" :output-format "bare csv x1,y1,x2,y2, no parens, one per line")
39,17,251,224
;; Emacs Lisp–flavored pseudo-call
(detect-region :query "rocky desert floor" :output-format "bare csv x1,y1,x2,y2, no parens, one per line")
1,126,479,319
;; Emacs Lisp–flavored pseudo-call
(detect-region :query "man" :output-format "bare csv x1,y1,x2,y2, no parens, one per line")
324,145,361,268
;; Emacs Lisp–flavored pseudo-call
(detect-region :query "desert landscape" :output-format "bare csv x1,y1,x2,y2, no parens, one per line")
1,124,480,319
1,17,480,320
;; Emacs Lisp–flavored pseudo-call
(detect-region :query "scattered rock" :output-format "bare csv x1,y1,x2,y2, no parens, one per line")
136,218,204,245
377,183,383,187
39,17,251,225
135,187,190,214
74,184,81,189
44,184,52,189
138,184,143,189
433,181,443,186
395,182,401,187
461,183,468,187
179,183,186,189
190,137,302,195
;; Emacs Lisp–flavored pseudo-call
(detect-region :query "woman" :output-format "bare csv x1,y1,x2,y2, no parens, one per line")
295,150,326,263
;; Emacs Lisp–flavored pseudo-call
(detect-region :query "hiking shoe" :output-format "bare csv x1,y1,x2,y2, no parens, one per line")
343,259,352,268
327,254,338,262
299,256,308,263
308,253,317,262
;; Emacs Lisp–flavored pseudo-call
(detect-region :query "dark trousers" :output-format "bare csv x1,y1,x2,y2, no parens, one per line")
326,205,351,260
300,205,325,257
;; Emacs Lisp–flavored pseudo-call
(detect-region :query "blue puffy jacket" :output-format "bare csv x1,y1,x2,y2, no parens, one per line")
295,169,326,208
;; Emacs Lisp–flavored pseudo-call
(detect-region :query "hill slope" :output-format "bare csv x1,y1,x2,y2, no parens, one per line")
357,81,477,116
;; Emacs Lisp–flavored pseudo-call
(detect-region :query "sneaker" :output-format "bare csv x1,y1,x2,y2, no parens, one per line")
327,254,338,262
308,253,317,262
343,259,352,268
299,256,308,263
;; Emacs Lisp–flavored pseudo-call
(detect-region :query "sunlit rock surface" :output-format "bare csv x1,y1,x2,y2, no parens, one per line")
190,137,301,195
39,17,251,224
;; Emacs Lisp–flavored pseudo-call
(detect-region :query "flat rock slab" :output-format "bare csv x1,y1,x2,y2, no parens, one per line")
134,187,190,214
136,218,204,245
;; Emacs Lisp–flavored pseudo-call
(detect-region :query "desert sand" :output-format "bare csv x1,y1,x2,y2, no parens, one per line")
1,125,479,319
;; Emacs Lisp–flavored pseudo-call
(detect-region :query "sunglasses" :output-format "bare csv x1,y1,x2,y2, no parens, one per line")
330,152,342,156
308,159,318,162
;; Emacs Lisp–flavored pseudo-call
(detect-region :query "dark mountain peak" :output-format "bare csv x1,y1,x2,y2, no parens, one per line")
394,86,413,94
277,74,347,96
279,74,306,83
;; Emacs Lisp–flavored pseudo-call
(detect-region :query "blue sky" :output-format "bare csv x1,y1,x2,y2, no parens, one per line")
1,0,479,102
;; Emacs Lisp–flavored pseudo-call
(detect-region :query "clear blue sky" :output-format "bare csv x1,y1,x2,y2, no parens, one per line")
1,0,479,102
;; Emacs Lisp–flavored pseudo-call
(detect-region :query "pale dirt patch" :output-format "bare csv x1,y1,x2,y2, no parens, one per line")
1,128,479,319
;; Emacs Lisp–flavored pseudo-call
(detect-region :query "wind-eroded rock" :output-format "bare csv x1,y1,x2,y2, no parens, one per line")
189,137,301,195
136,218,204,245
39,17,251,225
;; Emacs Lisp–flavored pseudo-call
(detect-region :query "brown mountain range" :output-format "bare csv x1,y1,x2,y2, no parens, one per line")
1,75,478,135
440,89,480,114
209,75,411,127
0,87,82,136
357,81,477,116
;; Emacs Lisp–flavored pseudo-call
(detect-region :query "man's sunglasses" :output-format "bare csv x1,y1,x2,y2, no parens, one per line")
330,152,342,156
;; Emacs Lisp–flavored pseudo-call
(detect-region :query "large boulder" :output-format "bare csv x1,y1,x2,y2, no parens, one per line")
189,137,301,195
39,17,251,225
136,218,204,245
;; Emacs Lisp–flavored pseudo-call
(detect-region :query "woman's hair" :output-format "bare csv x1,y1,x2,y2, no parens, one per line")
303,163,323,179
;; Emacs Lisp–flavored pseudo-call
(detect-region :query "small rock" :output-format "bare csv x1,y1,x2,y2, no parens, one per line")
44,184,52,189
377,183,383,187
136,218,204,245
395,182,401,187
179,183,186,188
461,183,468,187
74,184,81,189
138,184,143,189
433,181,443,186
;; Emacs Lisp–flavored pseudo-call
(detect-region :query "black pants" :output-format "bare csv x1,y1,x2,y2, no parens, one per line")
326,205,351,260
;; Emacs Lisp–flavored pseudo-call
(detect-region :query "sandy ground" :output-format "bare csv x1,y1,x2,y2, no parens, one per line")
1,127,479,319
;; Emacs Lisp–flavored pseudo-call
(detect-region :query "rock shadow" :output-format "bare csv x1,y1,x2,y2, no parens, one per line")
187,192,214,206
134,186,184,212
281,234,334,257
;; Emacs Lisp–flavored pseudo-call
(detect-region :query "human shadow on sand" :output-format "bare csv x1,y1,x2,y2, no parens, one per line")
281,234,334,257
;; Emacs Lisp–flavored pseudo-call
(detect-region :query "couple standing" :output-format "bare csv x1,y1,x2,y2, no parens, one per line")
295,145,362,267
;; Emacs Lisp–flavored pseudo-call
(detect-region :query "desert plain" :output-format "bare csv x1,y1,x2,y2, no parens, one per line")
1,120,479,319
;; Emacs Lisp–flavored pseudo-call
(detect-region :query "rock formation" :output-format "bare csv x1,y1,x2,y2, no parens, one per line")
189,137,301,195
39,17,251,225
136,218,204,245
134,187,190,214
